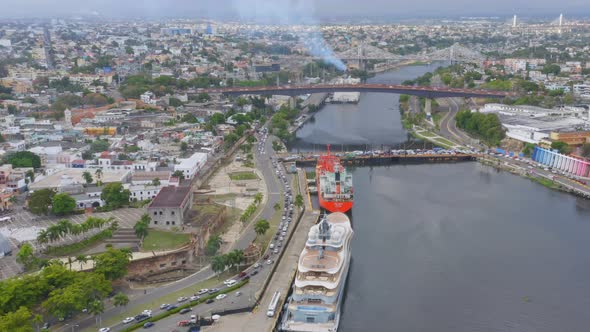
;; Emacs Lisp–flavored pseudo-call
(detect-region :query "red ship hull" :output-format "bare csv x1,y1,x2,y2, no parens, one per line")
317,193,353,213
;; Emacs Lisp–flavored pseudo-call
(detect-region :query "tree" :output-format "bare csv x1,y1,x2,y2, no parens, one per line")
101,182,130,209
36,229,49,245
211,255,226,277
254,219,270,238
172,170,185,180
522,143,536,157
581,143,590,158
273,202,281,212
94,168,103,185
551,141,571,154
125,46,134,55
28,189,55,215
93,248,132,280
542,63,561,76
82,171,93,185
180,142,188,151
32,314,43,332
3,151,41,169
205,235,222,256
16,243,37,271
151,178,161,187
0,306,33,332
295,194,304,209
25,170,35,182
51,193,76,215
133,214,150,242
76,254,88,270
181,113,199,123
229,249,244,272
112,292,129,312
254,193,263,205
88,299,104,327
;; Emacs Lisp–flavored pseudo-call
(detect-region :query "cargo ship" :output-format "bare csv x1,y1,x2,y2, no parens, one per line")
281,212,354,332
316,146,353,213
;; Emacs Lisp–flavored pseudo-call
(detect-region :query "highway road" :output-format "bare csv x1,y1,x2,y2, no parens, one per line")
439,97,473,145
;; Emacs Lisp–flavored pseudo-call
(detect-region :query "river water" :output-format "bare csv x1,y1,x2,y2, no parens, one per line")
290,64,590,331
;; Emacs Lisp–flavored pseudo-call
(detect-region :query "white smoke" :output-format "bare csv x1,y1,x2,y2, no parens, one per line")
231,0,346,70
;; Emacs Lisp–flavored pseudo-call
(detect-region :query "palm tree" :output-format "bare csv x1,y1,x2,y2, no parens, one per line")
273,202,281,212
76,254,88,270
295,194,304,209
112,292,129,313
231,249,244,272
88,299,105,327
134,218,149,243
33,314,43,332
94,168,103,186
36,229,49,245
211,255,226,277
66,256,74,271
47,226,60,243
56,220,72,239
254,193,263,205
254,219,270,238
82,171,93,185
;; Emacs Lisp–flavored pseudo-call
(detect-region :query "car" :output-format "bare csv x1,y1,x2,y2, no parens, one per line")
142,309,152,316
226,279,238,286
266,259,273,265
269,243,275,249
189,295,200,301
239,271,247,278
135,314,150,322
251,270,259,276
143,322,154,328
177,296,188,302
179,308,191,314
206,298,215,304
223,279,236,285
254,263,261,269
263,254,269,260
197,289,209,295
42,323,50,329
123,317,135,324
99,328,111,332
167,305,178,311
216,294,227,300
273,248,279,254
236,291,242,297
281,231,287,236
208,288,220,294
159,304,170,309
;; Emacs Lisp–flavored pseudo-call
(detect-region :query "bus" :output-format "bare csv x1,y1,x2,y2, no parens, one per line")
266,291,281,317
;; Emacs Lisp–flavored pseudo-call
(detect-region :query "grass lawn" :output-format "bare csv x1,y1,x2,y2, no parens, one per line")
228,171,259,181
418,131,437,138
142,230,190,252
97,270,237,329
435,137,456,147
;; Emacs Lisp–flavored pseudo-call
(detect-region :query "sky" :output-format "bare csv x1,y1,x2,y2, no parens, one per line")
0,0,588,20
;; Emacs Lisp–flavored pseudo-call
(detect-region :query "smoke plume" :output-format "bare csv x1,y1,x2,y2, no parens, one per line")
231,0,346,70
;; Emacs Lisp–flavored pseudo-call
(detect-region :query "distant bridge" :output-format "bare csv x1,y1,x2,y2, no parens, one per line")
283,153,480,167
201,84,511,99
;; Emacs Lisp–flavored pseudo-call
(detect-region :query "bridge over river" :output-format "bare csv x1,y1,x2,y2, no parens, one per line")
279,152,480,167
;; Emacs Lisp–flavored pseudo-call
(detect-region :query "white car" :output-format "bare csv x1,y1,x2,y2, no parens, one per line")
216,294,227,300
159,304,170,309
197,289,209,295
123,317,134,324
142,309,152,316
99,328,111,332
177,296,188,302
223,279,236,285
226,279,238,286
189,295,200,301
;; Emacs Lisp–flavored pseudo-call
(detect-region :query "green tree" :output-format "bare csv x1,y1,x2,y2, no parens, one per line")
253,193,263,205
172,170,184,179
551,141,571,154
168,97,183,107
542,63,561,76
82,171,93,185
181,113,199,123
28,189,55,215
94,168,103,186
112,292,129,312
51,193,76,216
100,182,130,209
76,254,88,270
125,46,134,55
522,143,536,157
205,235,222,256
16,243,37,271
93,248,132,280
180,142,188,151
3,151,41,168
0,306,33,332
151,178,161,187
273,202,281,212
254,219,270,238
211,255,226,277
133,214,150,242
295,194,304,209
229,249,244,272
88,299,105,327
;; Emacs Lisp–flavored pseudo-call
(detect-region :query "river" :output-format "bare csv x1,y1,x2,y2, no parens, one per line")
289,64,590,331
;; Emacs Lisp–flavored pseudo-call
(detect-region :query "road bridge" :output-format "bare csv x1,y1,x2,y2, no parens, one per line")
282,153,480,168
201,84,511,99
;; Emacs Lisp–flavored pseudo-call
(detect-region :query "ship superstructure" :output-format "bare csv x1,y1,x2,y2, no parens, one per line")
316,147,354,213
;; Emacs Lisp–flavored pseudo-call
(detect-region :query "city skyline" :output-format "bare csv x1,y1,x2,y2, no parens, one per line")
0,0,589,20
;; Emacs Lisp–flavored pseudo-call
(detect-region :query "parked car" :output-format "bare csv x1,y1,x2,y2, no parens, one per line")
167,305,178,311
239,271,247,278
159,304,170,309
208,288,220,294
197,289,208,295
123,317,134,324
177,296,188,302
179,308,191,314
143,322,154,328
135,314,150,322
99,328,111,332
216,294,227,300
206,298,215,304
189,295,200,301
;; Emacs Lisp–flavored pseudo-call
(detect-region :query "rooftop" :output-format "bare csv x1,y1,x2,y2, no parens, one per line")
149,186,191,208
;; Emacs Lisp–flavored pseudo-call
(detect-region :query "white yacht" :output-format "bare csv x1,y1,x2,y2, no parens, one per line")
282,212,354,332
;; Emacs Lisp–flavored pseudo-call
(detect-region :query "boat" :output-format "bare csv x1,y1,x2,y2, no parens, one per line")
316,146,354,213
281,212,353,332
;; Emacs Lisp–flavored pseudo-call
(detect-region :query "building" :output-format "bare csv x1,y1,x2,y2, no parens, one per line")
0,233,12,257
147,186,193,229
550,131,590,146
174,152,208,180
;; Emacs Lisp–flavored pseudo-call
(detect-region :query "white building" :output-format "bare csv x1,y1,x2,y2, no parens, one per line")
174,152,208,180
140,91,157,105
126,184,163,202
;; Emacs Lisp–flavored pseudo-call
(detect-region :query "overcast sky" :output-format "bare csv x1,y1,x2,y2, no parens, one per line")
0,0,588,20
